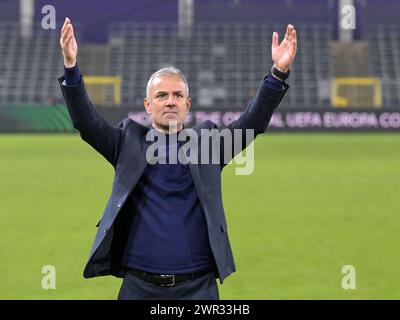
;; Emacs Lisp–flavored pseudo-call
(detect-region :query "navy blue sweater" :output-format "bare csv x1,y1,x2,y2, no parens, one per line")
122,136,213,273
64,64,284,274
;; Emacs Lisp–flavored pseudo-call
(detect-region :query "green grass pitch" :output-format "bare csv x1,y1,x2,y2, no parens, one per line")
0,133,399,299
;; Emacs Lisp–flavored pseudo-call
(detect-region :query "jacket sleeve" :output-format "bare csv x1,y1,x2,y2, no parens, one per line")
219,74,289,167
58,75,123,167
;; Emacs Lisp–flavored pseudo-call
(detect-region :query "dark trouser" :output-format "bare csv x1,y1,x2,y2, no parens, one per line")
118,271,219,300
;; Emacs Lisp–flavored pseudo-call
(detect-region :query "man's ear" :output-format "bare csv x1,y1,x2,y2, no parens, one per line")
186,97,192,112
144,97,151,114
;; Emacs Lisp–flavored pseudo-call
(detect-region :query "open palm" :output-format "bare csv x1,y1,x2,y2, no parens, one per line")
60,18,78,68
272,24,297,72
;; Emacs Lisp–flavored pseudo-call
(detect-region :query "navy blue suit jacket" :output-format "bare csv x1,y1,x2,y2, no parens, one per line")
58,75,288,283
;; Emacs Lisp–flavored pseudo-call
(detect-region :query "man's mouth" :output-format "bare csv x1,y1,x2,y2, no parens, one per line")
163,111,178,116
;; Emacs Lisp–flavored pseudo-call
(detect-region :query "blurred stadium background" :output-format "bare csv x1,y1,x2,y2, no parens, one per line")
0,0,399,299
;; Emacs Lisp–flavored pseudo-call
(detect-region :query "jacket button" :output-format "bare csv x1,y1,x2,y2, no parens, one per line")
117,202,122,208
103,228,108,233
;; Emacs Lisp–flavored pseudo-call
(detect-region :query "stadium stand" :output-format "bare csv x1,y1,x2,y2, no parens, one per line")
0,23,63,105
367,24,400,107
0,0,398,110
108,23,333,109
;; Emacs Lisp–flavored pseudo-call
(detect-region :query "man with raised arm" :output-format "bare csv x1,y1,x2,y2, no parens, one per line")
59,17,297,300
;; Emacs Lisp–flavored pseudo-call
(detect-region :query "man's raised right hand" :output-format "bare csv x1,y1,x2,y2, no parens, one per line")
60,17,78,68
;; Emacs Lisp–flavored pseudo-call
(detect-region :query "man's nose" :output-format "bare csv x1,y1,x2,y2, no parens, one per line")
166,94,177,106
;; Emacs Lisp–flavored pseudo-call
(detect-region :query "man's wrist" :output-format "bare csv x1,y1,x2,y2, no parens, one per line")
64,62,80,86
274,64,289,73
271,64,290,81
64,59,77,69
270,72,284,82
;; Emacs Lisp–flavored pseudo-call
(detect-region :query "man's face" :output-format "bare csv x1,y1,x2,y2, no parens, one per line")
144,74,191,133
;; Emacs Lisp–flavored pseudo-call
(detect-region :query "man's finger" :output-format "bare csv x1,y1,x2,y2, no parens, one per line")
285,24,294,41
61,29,69,44
61,17,70,35
272,32,278,49
61,29,72,48
291,30,297,55
61,18,73,38
61,19,67,34
64,33,73,48
61,24,72,45
61,24,70,39
69,22,75,37
67,23,75,43
288,30,297,57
